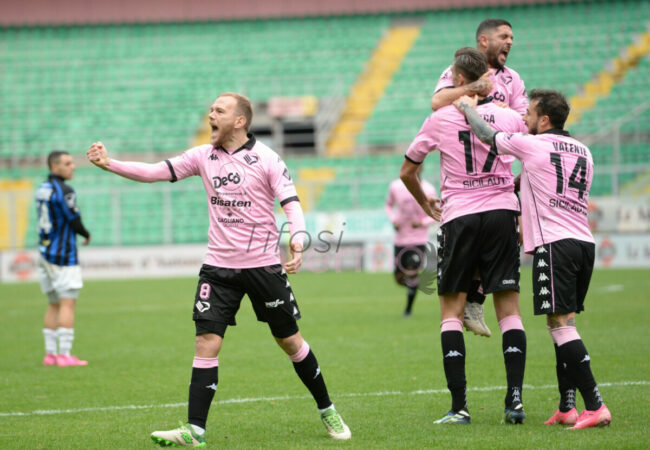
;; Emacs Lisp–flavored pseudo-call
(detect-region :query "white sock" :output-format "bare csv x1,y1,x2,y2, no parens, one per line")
43,328,57,355
190,424,205,435
318,404,335,414
57,327,74,356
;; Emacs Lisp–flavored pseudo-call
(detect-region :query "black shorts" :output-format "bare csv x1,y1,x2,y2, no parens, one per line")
394,244,428,277
437,209,520,295
532,239,595,315
193,264,301,339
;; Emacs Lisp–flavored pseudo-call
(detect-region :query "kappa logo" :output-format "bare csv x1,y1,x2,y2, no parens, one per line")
314,366,321,379
539,287,551,296
293,306,299,315
538,273,549,282
536,247,547,254
209,152,219,161
195,301,211,313
265,299,285,308
541,300,551,309
243,154,259,165
444,350,463,358
580,354,591,363
537,259,548,268
504,346,523,354
502,279,516,285
206,383,217,391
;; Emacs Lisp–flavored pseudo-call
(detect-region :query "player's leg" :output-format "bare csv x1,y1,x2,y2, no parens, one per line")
535,240,609,429
42,293,59,365
396,245,427,317
152,265,243,447
434,292,471,424
480,210,525,423
55,290,87,366
493,290,526,424
434,216,478,424
275,331,351,440
548,313,610,429
245,264,350,439
463,273,490,337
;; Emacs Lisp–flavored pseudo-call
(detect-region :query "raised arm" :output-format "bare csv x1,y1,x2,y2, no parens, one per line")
400,159,441,221
453,96,498,145
87,142,173,183
431,72,493,111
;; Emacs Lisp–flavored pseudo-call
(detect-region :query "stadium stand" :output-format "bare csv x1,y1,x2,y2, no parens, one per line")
0,16,388,157
2,0,649,248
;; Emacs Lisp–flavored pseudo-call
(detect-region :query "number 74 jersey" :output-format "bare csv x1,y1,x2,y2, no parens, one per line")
405,102,528,225
494,130,594,254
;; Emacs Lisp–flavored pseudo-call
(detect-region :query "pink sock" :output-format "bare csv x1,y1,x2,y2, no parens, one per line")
498,315,524,334
441,318,463,332
193,356,219,368
289,341,310,363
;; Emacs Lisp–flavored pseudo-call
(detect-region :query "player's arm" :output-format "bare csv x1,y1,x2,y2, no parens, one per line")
384,186,400,230
431,72,493,111
87,142,173,183
400,159,441,221
453,95,498,145
61,184,91,245
280,198,306,274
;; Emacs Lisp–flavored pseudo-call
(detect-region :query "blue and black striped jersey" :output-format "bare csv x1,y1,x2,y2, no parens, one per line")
36,174,90,266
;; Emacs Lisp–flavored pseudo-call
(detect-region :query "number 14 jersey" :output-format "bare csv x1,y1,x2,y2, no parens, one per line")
405,101,527,225
494,129,594,253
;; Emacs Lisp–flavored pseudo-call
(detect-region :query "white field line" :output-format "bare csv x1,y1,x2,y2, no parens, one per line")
1,380,647,418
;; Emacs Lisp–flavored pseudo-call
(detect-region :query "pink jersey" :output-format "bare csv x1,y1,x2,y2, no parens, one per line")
435,65,528,115
385,178,437,246
494,130,595,253
406,101,527,225
166,136,299,268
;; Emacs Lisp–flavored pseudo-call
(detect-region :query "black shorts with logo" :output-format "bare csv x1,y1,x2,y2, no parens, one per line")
193,264,301,339
532,238,595,315
437,209,520,295
394,244,428,277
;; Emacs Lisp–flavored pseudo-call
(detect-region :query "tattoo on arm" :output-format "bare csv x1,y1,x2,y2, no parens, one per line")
468,79,489,94
458,104,497,145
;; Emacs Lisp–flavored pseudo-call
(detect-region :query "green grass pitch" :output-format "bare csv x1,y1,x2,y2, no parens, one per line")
1,268,648,448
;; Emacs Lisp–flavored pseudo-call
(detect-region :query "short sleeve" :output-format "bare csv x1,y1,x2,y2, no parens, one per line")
405,114,440,164
494,132,533,160
434,66,454,93
509,71,529,116
166,146,205,181
269,156,298,205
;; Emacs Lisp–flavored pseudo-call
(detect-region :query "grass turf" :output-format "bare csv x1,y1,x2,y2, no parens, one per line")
0,268,648,448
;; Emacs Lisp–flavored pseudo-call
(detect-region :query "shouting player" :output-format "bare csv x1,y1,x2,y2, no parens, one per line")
432,18,529,336
87,93,350,446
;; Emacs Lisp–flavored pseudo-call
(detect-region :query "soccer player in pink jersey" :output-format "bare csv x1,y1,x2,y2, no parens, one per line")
401,48,528,425
454,89,611,429
385,164,438,316
87,93,351,446
432,18,529,337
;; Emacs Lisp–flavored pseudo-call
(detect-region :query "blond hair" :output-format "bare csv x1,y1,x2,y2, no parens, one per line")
219,92,254,132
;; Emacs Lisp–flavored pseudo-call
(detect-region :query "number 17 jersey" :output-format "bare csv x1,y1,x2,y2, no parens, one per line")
405,102,527,225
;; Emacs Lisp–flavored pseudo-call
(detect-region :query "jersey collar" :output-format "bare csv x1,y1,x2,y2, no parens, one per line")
477,96,494,106
216,133,256,155
48,173,66,183
540,129,571,137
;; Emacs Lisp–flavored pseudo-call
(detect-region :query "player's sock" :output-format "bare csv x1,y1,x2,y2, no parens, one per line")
499,315,526,407
466,279,486,305
56,327,74,356
43,328,57,355
553,342,576,412
551,327,603,411
405,286,417,314
290,341,332,409
188,356,219,430
440,318,467,412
